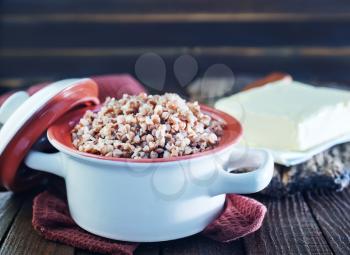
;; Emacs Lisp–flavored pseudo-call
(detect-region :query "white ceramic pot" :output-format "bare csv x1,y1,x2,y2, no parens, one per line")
24,105,274,242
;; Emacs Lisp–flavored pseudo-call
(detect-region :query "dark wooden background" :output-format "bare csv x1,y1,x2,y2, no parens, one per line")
1,0,350,95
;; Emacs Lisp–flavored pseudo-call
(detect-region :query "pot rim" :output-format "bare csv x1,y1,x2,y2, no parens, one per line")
47,104,242,164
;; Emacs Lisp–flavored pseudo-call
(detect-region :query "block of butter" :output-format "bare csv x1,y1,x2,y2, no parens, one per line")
215,80,350,151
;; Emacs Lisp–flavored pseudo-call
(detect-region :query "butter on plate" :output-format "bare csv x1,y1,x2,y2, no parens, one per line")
215,80,350,151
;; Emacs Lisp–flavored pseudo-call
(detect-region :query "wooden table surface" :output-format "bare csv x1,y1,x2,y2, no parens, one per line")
0,187,349,255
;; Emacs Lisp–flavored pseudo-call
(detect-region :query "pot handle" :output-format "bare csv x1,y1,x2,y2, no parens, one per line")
25,150,66,178
209,148,274,196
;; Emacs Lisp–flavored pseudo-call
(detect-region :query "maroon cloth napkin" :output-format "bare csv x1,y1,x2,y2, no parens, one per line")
32,191,266,255
1,74,266,254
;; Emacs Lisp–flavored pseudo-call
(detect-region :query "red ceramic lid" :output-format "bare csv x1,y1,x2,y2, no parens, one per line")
0,78,99,191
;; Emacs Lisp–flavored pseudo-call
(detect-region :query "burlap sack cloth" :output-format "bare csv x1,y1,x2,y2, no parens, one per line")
0,74,267,255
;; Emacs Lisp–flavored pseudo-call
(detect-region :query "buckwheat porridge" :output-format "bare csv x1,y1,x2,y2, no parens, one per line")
71,93,224,159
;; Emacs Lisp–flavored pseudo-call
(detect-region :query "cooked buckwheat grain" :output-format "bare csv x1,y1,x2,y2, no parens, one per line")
71,93,224,159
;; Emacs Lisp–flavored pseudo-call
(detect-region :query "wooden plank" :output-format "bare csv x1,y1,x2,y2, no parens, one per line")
0,77,53,90
305,188,350,255
134,244,160,255
0,192,23,244
3,0,350,16
4,13,350,23
2,47,350,82
243,194,332,255
74,249,103,255
75,243,160,255
4,46,350,57
2,21,350,48
0,198,74,255
162,235,245,255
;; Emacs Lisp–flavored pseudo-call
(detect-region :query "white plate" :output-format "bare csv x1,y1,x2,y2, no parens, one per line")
261,133,350,166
